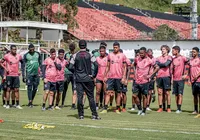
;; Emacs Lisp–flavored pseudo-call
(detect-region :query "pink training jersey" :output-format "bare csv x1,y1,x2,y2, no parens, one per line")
96,56,108,81
134,56,153,84
56,58,68,82
189,57,200,83
43,57,60,83
4,53,22,76
172,55,188,81
107,52,126,79
156,55,172,78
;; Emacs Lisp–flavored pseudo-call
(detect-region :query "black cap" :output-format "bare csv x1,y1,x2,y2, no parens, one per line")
79,40,87,48
29,43,34,49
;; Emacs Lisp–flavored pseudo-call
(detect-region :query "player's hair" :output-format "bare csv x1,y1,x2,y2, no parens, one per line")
10,45,16,50
69,43,76,51
119,49,123,53
161,45,170,53
147,49,153,53
192,47,199,52
100,42,107,47
113,42,120,47
58,49,65,54
172,46,180,53
99,45,106,50
50,48,56,54
140,47,147,52
135,49,139,54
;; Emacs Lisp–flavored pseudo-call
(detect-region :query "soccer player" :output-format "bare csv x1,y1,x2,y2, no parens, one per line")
146,49,156,111
132,47,153,116
68,40,100,120
42,48,61,111
62,43,77,109
95,45,107,110
155,45,172,113
55,49,68,110
100,42,127,114
22,44,41,108
188,47,200,115
2,45,24,109
171,46,188,113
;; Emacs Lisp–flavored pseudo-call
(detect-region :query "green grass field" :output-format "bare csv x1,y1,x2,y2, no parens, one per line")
0,82,200,140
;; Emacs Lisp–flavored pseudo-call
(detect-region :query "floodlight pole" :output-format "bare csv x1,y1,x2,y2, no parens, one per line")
191,0,198,40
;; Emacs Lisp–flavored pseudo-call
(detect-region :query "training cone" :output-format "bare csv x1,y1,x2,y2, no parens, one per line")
0,119,4,123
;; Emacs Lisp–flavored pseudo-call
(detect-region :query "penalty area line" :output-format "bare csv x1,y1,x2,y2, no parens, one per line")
6,120,200,135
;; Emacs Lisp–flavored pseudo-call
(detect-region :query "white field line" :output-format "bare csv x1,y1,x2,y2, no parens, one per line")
5,120,200,136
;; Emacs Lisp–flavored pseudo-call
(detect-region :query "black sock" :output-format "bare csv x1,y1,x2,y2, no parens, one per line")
177,104,181,111
137,105,142,110
3,100,5,105
163,103,166,110
143,108,146,113
56,104,58,106
195,105,198,112
147,105,149,108
132,104,135,108
104,105,108,110
159,105,162,109
100,103,103,107
167,105,170,109
72,104,75,107
12,100,15,105
120,103,122,107
123,104,126,109
110,103,112,106
42,103,45,108
16,100,19,106
49,105,52,108
7,101,9,105
96,103,99,107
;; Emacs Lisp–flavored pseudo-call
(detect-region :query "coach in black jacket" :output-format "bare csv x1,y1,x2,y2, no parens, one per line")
68,40,101,120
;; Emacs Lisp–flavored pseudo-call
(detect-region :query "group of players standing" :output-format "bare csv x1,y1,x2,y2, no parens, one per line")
0,40,200,119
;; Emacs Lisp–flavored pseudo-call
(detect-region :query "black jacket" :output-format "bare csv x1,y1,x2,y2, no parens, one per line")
68,49,98,82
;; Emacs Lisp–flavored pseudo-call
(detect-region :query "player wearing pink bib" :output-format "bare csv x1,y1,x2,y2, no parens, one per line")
132,47,153,116
188,47,200,115
100,42,127,114
172,46,188,114
54,49,68,110
2,45,24,109
146,49,156,111
155,45,172,113
42,48,61,111
95,45,107,110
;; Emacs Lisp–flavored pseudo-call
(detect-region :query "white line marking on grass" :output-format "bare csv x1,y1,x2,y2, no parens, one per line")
6,120,200,136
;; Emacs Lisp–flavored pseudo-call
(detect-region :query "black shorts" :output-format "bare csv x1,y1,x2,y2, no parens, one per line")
106,78,122,93
6,76,20,89
96,79,103,84
192,82,200,95
0,68,4,79
122,84,128,93
132,82,149,95
64,74,76,91
173,80,184,95
156,77,171,90
149,81,155,90
44,81,56,92
26,75,40,86
56,81,64,93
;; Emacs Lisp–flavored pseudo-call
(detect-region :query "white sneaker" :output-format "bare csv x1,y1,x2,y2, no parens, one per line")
96,107,99,110
140,112,146,116
55,106,61,110
3,104,6,108
16,105,23,109
176,110,182,114
130,108,135,111
146,107,152,111
137,110,142,115
6,105,10,109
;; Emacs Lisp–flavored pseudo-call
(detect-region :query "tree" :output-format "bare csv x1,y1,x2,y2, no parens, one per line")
152,24,180,40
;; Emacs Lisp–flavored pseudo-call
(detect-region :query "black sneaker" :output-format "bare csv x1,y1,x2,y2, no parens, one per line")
79,116,84,120
70,106,77,110
91,116,101,120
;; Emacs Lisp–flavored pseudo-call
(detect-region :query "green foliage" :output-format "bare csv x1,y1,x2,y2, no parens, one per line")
152,24,180,40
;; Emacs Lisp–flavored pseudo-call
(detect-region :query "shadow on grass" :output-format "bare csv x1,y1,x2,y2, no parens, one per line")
67,114,92,119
